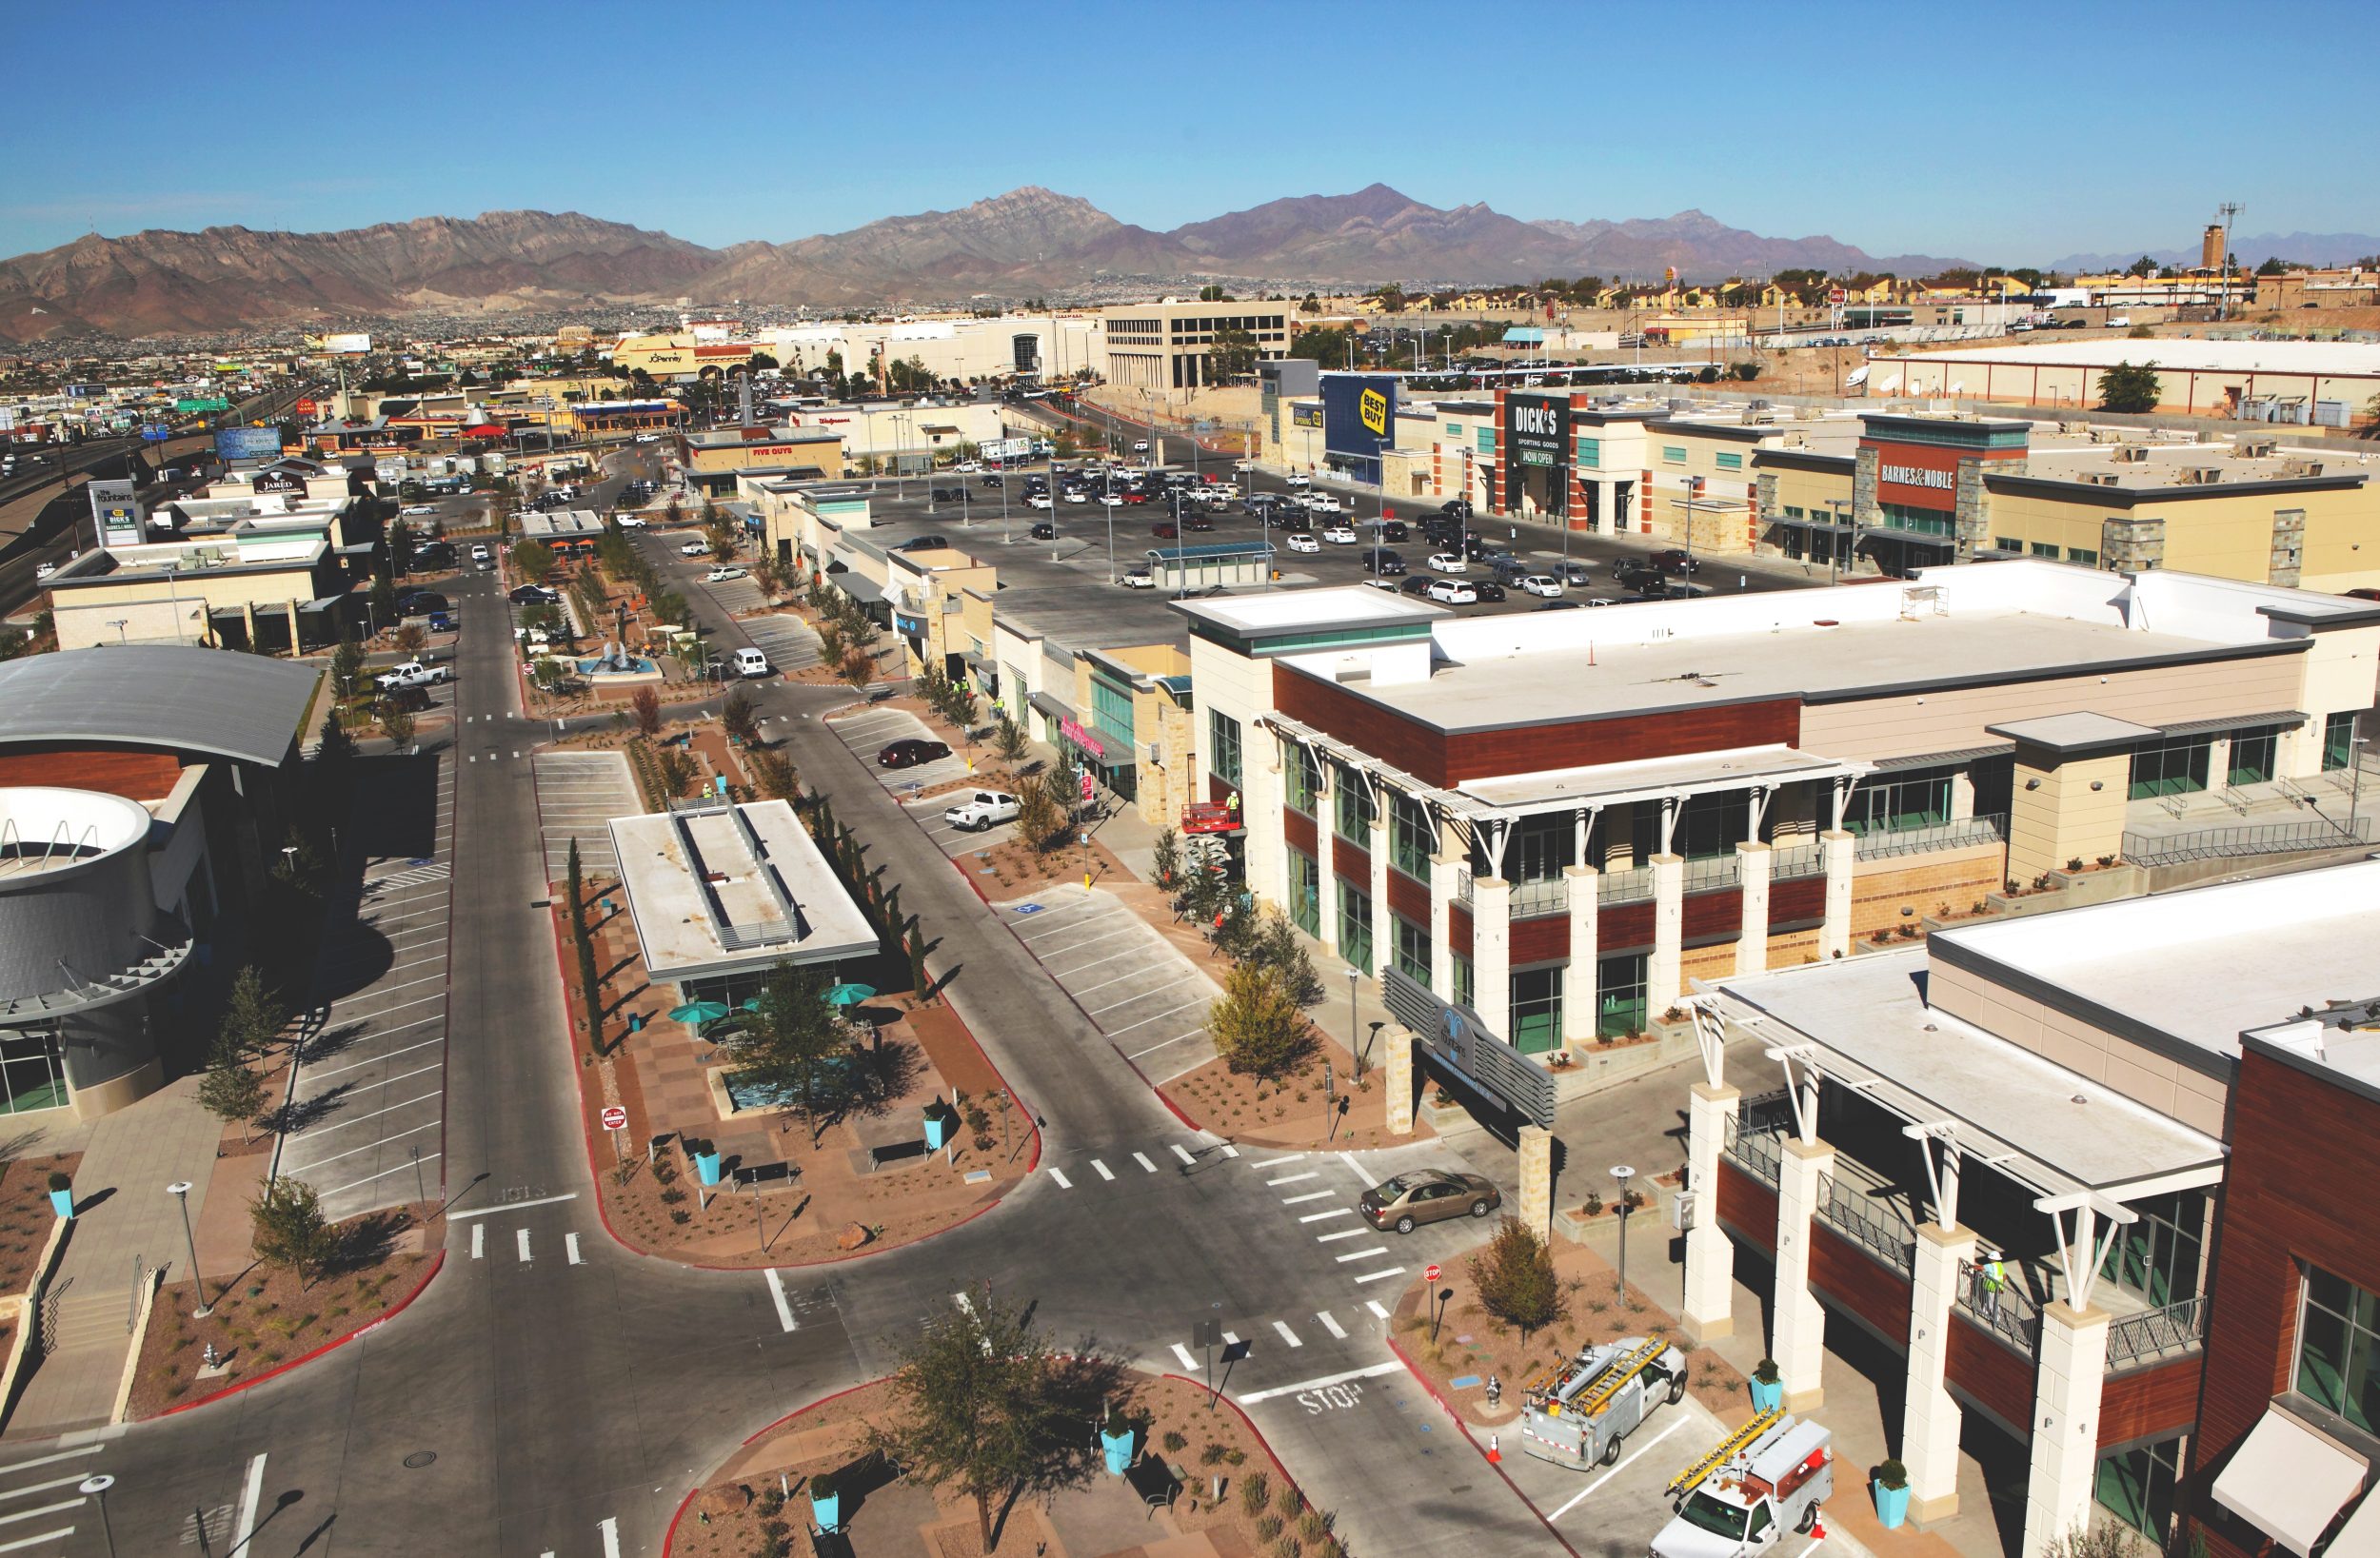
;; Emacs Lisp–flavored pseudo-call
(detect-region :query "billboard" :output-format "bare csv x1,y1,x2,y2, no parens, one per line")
1290,403,1322,428
1319,374,1398,483
980,436,1033,463
174,397,229,413
216,426,284,462
313,332,373,355
89,479,140,547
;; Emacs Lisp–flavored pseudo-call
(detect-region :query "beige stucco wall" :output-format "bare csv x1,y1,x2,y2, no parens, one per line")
2007,750,2129,883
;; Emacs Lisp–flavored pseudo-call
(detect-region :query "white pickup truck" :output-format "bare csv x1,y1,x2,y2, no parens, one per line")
374,660,454,691
1653,1410,1835,1558
942,791,1020,832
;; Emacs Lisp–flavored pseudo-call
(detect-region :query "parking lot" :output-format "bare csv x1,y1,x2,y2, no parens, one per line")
736,611,823,676
825,705,975,795
1002,883,1223,1083
530,750,639,881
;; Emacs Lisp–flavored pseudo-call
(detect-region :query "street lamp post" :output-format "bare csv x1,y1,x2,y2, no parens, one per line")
80,1475,116,1558
169,1180,210,1316
1610,1165,1637,1295
1822,496,1854,585
1345,966,1360,1072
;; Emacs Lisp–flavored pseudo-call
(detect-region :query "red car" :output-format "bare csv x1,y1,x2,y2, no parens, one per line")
1121,489,1150,505
878,739,952,769
1151,522,1179,539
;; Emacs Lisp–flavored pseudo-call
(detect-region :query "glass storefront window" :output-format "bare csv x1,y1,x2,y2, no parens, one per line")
1390,793,1432,879
1451,953,1473,1010
1845,767,1954,836
2094,1436,2180,1541
1210,709,1243,787
2325,710,2360,771
0,1029,66,1114
1597,954,1648,1037
2295,1264,2380,1433
1509,968,1560,1054
2228,729,2277,787
2097,1190,2204,1307
1394,918,1431,984
1288,849,1320,937
1335,763,1375,845
1284,743,1320,816
1339,885,1374,973
2130,739,2211,799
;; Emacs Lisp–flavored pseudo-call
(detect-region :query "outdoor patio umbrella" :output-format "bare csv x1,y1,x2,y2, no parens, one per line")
823,983,876,1008
668,1000,732,1027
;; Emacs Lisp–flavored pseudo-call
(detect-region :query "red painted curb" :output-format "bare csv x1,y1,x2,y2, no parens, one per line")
1158,1371,1299,1486
1385,1335,1583,1558
158,1250,447,1418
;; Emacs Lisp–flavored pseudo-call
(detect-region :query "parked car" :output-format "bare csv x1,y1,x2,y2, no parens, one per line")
679,539,708,556
1027,493,1054,510
1398,575,1438,597
1426,579,1478,604
1471,580,1507,602
1029,521,1057,540
1650,549,1700,576
1539,599,1585,611
1184,515,1215,532
1427,551,1468,573
1359,548,1406,575
615,513,647,529
943,790,1020,832
1064,489,1089,504
1284,472,1311,488
426,611,456,634
470,543,490,563
1359,1169,1501,1234
1373,521,1408,542
1320,524,1358,545
509,584,559,604
1120,566,1156,589
877,739,952,769
1519,574,1563,598
376,684,433,715
1557,561,1595,586
1285,531,1320,553
704,564,749,582
896,535,950,551
733,647,771,678
399,592,450,617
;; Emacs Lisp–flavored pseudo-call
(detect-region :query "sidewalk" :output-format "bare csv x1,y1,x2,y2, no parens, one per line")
4,1074,229,1437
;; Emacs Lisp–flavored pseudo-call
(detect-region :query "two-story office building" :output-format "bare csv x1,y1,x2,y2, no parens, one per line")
1175,563,2378,1060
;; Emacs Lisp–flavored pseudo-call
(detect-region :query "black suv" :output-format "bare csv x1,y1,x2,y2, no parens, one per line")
1359,548,1406,575
895,535,950,552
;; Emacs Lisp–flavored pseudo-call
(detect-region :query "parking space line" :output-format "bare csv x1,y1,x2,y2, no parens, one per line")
300,1033,444,1080
1054,951,1168,986
280,1118,438,1174
1105,998,1209,1036
1316,1311,1348,1339
1351,1267,1406,1284
1124,1030,1206,1060
1089,1159,1115,1182
1087,975,1206,1015
1299,1209,1354,1223
320,1152,441,1200
1546,1417,1691,1522
1334,1246,1389,1263
282,1091,444,1142
1281,1191,1333,1205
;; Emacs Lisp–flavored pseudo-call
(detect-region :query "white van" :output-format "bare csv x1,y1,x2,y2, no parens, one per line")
733,647,771,679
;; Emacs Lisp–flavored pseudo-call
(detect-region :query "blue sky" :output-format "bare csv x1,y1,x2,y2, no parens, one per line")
3,0,2372,264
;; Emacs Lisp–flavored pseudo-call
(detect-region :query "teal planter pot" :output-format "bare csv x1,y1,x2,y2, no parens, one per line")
1749,1376,1783,1412
694,1150,723,1186
922,1112,951,1152
1101,1426,1136,1476
48,1189,72,1220
1874,1479,1910,1528
810,1490,840,1532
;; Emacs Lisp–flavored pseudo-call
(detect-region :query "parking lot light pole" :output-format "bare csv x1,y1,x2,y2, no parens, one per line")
1345,966,1360,1072
1823,497,1854,585
169,1181,210,1316
1610,1164,1637,1295
80,1475,116,1558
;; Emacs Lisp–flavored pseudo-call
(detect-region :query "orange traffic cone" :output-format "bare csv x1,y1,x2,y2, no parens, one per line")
1811,1513,1827,1540
1486,1433,1501,1464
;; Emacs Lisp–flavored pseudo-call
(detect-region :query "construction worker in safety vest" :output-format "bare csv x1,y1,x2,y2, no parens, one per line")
1977,1249,2006,1321
1226,789,1240,817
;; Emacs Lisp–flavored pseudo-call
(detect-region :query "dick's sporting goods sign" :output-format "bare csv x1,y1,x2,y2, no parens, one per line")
1506,392,1568,470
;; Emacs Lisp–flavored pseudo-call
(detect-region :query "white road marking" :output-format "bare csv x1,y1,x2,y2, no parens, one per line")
1336,1151,1375,1184
1220,1145,1239,1158
232,1453,266,1556
1221,1331,1240,1346
279,1117,440,1174
1352,1267,1407,1284
1088,975,1204,1014
1105,998,1209,1036
1267,1172,1318,1186
1047,1167,1073,1189
1365,1300,1391,1320
0,1475,96,1502
565,1233,584,1266
1316,1311,1348,1339
1272,1320,1303,1349
1335,1246,1390,1263
1090,1159,1115,1182
298,1032,445,1079
1315,1229,1366,1243
0,1502,81,1528
1281,1191,1333,1205
0,1528,75,1552
1299,1209,1355,1223
1235,1360,1402,1404
1124,1031,1206,1060
765,1269,797,1331
1547,1417,1692,1521
1255,1154,1304,1170
1170,1144,1196,1164
1171,1343,1198,1370
319,1152,442,1200
1132,1153,1157,1173
470,1224,484,1259
601,1517,623,1558
451,1192,579,1218
516,1229,532,1262
0,1449,101,1477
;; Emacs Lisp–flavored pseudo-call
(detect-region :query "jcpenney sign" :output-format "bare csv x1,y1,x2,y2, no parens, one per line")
1880,463,1955,491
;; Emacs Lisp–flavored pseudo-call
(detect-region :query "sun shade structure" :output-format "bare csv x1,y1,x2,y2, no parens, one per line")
2211,1408,2369,1556
668,1001,731,1028
824,983,876,1008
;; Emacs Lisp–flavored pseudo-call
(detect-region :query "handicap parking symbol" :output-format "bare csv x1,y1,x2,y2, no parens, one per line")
1013,903,1046,917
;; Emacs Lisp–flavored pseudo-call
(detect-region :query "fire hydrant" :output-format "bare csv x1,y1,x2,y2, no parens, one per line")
1487,1374,1502,1409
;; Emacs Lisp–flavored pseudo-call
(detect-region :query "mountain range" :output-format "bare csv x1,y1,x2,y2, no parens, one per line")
0,184,1980,343
2050,230,2380,274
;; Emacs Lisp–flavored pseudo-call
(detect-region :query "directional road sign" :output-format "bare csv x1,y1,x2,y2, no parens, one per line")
600,1105,628,1132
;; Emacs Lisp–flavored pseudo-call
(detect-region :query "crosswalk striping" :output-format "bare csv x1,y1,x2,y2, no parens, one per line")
1131,1152,1157,1173
1273,1320,1303,1349
1090,1159,1115,1182
1317,1311,1348,1339
1047,1167,1072,1189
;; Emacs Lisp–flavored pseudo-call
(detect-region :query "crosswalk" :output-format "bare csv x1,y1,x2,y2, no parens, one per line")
0,1443,111,1554
459,1193,591,1270
366,859,450,893
737,612,821,674
1254,1150,1409,1290
1043,1136,1237,1191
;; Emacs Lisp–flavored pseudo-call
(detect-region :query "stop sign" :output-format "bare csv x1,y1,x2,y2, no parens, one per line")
1425,1263,1442,1284
600,1105,627,1132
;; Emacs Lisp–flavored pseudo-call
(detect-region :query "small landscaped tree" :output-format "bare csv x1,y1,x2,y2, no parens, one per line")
379,705,415,750
197,1036,267,1144
2096,360,2162,415
722,686,759,745
250,1176,336,1290
630,684,664,738
513,540,555,584
1469,1215,1563,1344
743,962,848,1144
991,714,1028,762
1208,962,1313,1080
218,965,288,1064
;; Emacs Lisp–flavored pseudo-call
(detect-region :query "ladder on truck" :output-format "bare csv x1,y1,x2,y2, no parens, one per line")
1667,1406,1785,1498
1550,1336,1670,1418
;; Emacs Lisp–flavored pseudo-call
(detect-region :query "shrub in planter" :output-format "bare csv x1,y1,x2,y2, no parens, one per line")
1750,1357,1784,1410
1874,1457,1911,1528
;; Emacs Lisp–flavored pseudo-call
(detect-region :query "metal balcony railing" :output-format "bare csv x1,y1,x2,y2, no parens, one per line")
1511,876,1569,918
1851,813,2008,861
1771,839,1827,880
2106,1295,2208,1372
2120,816,2372,867
1598,865,1656,904
1815,1172,1916,1279
1720,1095,1790,1189
1681,853,1745,894
1954,1263,2044,1356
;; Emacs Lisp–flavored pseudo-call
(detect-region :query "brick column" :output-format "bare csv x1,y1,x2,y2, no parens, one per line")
1428,852,1457,998
1774,1136,1835,1410
1473,877,1512,1042
1735,840,1772,977
1561,864,1597,1046
2022,1301,2111,1558
1385,1025,1416,1135
1905,1224,1975,1521
1518,1124,1553,1245
1648,853,1685,1012
1819,830,1855,959
1681,1082,1739,1343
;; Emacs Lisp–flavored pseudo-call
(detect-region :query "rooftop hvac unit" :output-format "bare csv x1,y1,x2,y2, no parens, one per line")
2113,444,2150,462
2177,466,2225,485
2085,472,2122,486
2239,437,2279,458
2283,458,2327,478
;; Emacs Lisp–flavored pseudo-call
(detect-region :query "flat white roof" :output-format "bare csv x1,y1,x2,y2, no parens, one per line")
1178,584,1444,635
1933,858,2380,1065
1710,950,2226,1195
1876,337,2380,377
608,799,875,983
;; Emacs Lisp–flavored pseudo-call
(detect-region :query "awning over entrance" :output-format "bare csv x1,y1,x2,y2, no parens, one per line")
2327,1483,2380,1558
1027,691,1072,725
2211,1408,2369,1556
2155,710,2307,739
832,568,885,605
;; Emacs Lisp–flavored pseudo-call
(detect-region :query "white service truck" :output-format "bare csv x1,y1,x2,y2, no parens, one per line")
1517,1335,1690,1469
1652,1409,1835,1558
374,660,453,691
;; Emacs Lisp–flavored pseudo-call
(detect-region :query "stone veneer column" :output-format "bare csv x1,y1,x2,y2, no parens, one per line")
1774,1136,1835,1410
1472,877,1512,1041
1561,864,1597,1046
1428,852,1457,998
1517,1124,1553,1245
1315,815,1338,956
1904,1223,1977,1522
1385,1025,1416,1135
1735,840,1772,977
1681,1082,1740,1343
2022,1301,2112,1558
1819,829,1855,959
1649,853,1686,1012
